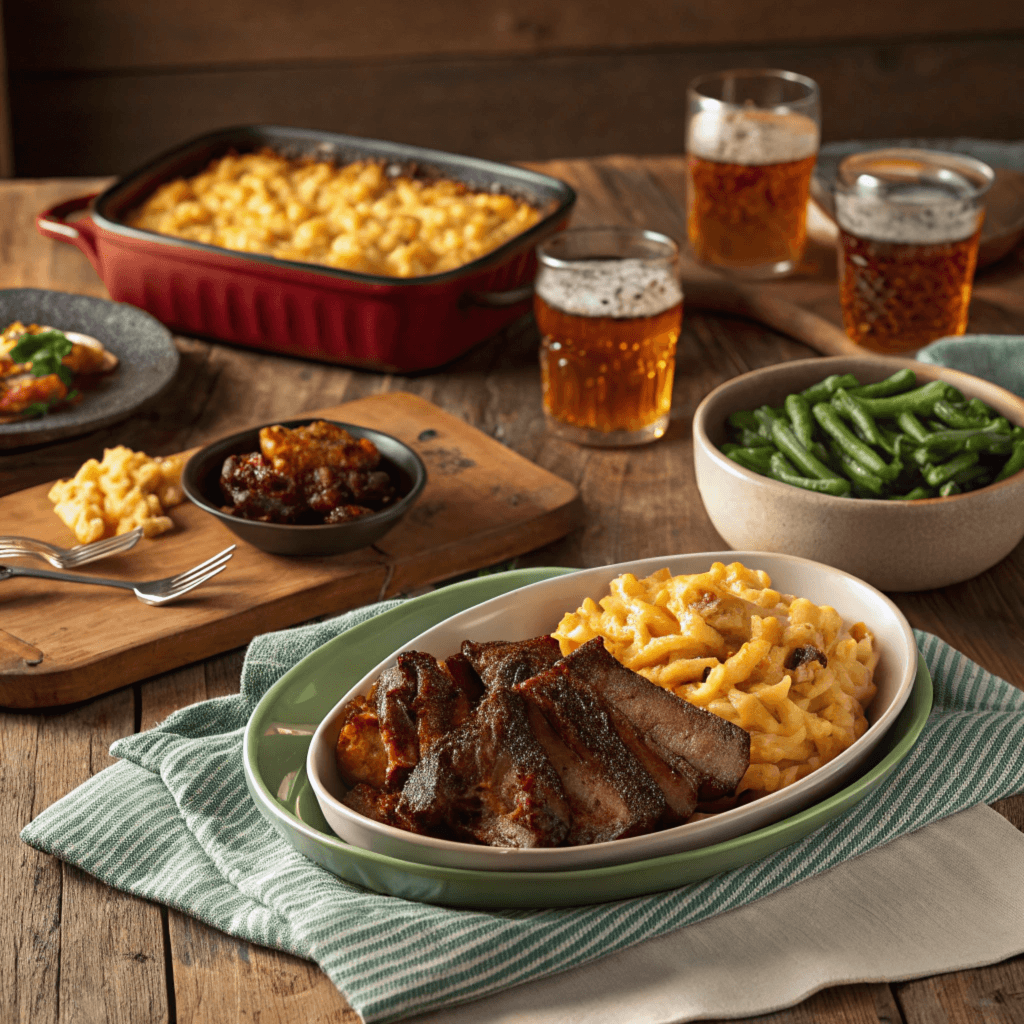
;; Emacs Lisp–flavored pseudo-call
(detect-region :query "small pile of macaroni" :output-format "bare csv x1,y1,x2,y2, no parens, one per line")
48,446,186,543
553,562,878,797
128,151,542,278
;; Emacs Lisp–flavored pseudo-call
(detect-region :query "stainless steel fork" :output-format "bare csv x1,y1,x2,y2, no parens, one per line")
0,545,236,606
0,527,144,568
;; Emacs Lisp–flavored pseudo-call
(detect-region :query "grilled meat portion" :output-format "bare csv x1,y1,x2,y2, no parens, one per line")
342,783,404,827
407,650,476,754
555,638,750,800
334,634,751,849
374,657,421,788
461,635,563,691
335,693,389,790
515,667,665,842
442,652,486,705
397,688,570,848
220,452,305,524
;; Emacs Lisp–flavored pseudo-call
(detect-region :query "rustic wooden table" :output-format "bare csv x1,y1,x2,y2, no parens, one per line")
3,165,1024,1024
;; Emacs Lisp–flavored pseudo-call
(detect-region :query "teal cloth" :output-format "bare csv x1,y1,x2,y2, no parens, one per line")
20,602,1024,1024
918,334,1024,397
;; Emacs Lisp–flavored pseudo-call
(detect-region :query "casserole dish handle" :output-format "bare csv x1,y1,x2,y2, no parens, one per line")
463,285,534,308
36,195,102,274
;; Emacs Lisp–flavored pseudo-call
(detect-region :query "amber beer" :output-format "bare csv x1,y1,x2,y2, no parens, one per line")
686,107,819,276
837,228,982,352
834,151,992,352
534,235,683,447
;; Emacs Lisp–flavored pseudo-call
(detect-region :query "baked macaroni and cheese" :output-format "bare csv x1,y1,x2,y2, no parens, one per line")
553,562,878,797
128,151,542,278
49,446,186,542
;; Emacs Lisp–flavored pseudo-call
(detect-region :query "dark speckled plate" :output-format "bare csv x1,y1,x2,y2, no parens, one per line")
0,288,179,449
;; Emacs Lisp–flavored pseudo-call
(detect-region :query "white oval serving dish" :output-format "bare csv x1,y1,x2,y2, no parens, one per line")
308,551,917,871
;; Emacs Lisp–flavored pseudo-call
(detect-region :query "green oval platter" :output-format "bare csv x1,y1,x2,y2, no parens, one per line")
243,567,933,909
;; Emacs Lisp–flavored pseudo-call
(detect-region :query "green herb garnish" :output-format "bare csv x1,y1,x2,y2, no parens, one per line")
9,329,75,386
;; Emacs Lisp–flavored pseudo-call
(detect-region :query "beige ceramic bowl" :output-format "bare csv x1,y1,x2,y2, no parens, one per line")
693,356,1024,591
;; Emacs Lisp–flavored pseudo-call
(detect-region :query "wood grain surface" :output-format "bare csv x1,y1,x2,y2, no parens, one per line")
2,166,1024,1023
0,392,581,707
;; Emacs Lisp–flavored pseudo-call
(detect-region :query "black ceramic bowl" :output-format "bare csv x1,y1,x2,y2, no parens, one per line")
182,419,427,555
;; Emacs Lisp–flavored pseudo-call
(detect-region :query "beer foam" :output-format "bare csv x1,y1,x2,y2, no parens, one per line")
536,259,683,319
687,108,819,166
835,186,981,244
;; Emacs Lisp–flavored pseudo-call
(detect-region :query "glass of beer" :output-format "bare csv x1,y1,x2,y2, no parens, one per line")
835,149,994,352
535,227,683,447
686,69,820,278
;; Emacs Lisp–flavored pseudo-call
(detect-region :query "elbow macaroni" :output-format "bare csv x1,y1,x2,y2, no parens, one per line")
128,151,542,278
48,446,186,543
553,562,878,797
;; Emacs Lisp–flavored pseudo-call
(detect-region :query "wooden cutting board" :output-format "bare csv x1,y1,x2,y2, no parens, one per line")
0,392,582,708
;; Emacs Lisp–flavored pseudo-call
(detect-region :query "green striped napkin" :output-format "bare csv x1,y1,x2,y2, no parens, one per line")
20,606,1024,1024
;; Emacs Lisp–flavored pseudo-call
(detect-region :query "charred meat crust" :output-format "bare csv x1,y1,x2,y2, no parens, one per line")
461,636,562,690
334,635,752,848
334,694,389,790
515,669,665,842
397,688,571,848
555,638,750,800
374,658,421,788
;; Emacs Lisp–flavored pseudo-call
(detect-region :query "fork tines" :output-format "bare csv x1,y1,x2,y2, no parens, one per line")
170,546,237,586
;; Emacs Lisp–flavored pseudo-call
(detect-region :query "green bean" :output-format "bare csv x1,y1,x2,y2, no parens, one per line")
888,486,935,501
800,373,860,405
738,428,775,449
855,380,952,418
995,441,1024,483
768,452,851,496
838,453,885,496
812,403,898,480
727,447,776,474
770,417,846,483
847,368,917,399
785,393,814,449
933,399,988,430
753,405,779,440
896,410,931,444
923,451,980,488
939,481,962,497
832,388,885,447
727,410,760,432
964,433,1014,455
951,465,991,486
966,398,991,420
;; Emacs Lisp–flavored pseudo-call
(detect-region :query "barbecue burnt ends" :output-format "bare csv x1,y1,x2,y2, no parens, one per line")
334,636,751,849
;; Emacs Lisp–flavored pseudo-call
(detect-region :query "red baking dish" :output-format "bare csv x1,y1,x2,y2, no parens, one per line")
37,126,576,372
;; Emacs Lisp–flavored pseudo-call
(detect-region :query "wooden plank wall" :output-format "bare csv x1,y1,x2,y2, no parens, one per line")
4,0,1024,176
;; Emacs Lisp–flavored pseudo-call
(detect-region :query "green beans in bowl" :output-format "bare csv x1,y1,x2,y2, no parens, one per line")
693,356,1024,591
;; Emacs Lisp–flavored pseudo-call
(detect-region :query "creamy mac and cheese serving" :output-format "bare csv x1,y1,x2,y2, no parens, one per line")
128,151,542,278
554,562,878,797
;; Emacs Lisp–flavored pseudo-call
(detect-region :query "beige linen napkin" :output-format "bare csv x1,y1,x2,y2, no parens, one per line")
410,804,1024,1024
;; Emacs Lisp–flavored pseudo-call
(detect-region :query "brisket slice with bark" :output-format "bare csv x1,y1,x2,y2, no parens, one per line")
554,638,750,800
461,636,563,691
372,658,421,788
515,669,665,842
396,688,571,848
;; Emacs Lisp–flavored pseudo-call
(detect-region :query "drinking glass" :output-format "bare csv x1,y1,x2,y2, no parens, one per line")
686,69,820,278
535,227,683,447
835,149,994,352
